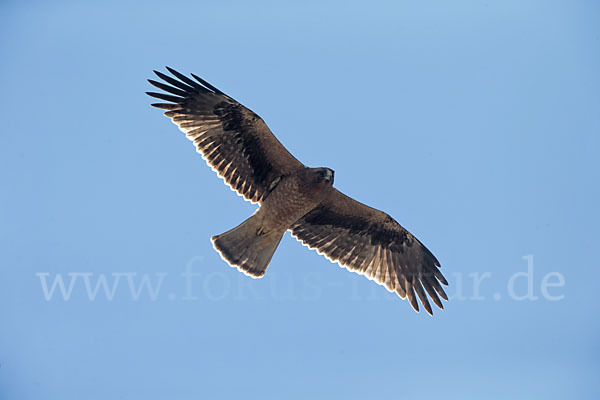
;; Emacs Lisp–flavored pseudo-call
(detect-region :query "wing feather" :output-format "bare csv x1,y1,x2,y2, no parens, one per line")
291,188,447,315
147,68,304,203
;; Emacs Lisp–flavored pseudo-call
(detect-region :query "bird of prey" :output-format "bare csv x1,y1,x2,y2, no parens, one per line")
147,67,448,315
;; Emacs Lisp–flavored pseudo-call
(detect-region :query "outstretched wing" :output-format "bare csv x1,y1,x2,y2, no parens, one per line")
290,188,448,315
147,67,304,203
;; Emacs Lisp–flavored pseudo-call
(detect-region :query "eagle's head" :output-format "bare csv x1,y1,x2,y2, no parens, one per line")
314,167,335,185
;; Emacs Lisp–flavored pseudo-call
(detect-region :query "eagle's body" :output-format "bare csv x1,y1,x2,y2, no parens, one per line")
212,167,334,277
258,167,334,234
148,67,448,315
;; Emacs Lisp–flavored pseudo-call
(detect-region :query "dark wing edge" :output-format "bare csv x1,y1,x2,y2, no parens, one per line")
146,67,303,204
290,188,448,315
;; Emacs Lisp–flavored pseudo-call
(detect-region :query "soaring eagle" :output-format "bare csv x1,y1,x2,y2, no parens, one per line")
147,68,448,315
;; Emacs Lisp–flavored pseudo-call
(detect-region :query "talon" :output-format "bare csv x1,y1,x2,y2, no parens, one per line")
256,226,271,236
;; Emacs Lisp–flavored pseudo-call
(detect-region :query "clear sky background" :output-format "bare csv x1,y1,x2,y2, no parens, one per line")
1,1,599,399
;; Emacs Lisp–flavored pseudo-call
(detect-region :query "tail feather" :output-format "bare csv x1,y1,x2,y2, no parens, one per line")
211,215,284,278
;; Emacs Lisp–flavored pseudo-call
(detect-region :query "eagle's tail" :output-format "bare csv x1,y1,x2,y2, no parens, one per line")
211,214,284,278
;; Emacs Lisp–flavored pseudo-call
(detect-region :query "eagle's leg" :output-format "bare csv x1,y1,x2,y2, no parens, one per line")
256,226,273,237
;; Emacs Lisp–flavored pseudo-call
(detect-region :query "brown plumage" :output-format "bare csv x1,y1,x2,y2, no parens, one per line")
147,67,448,315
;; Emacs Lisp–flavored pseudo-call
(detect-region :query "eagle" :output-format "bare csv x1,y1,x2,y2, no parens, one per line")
147,67,448,315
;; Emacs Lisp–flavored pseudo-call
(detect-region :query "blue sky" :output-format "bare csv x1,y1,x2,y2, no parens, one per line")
1,0,599,399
